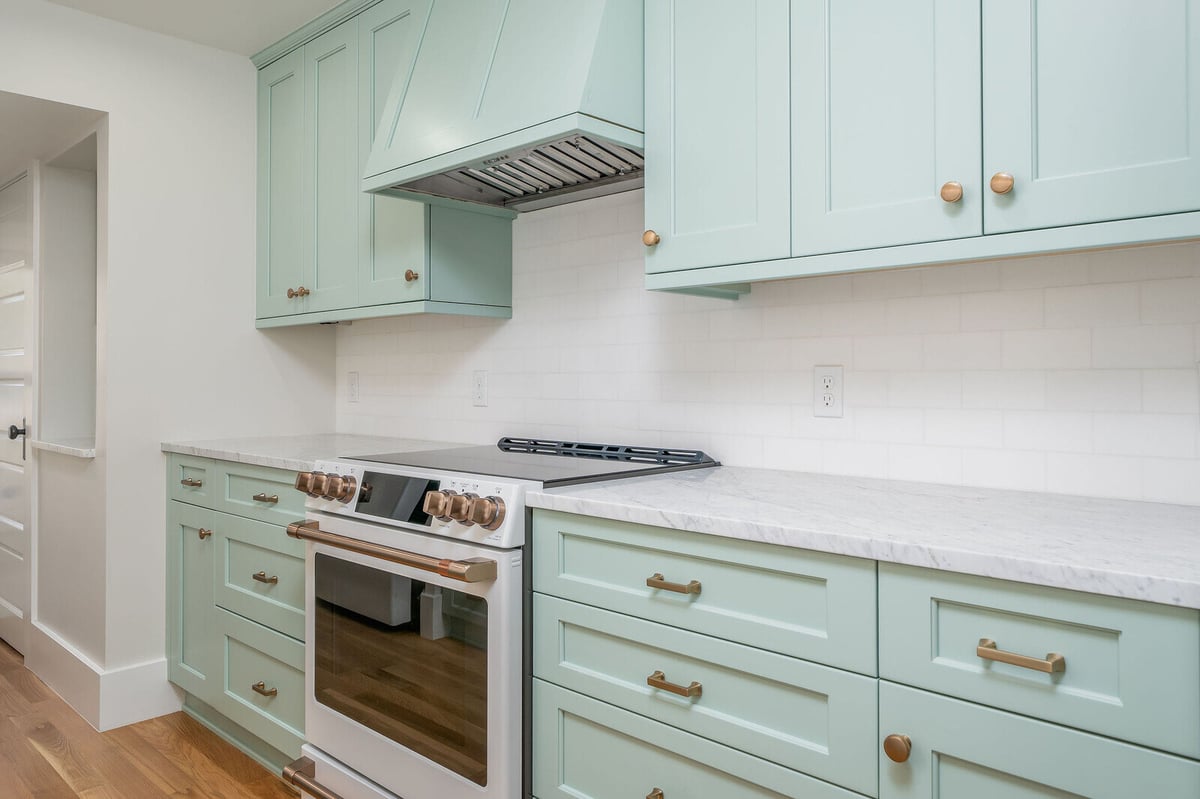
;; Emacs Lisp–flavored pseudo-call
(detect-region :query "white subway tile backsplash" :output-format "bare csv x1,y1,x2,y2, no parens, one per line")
335,190,1200,506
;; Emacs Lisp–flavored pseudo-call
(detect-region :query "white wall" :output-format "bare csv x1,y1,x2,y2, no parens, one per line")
0,0,335,725
337,189,1200,507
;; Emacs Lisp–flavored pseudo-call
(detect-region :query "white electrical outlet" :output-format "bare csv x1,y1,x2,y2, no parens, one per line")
347,371,360,403
472,370,488,407
813,365,844,417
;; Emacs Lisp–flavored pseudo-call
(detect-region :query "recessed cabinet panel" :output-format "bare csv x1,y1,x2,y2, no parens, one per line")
791,0,982,254
984,0,1200,233
256,49,307,320
644,0,791,273
307,23,361,312
167,501,215,700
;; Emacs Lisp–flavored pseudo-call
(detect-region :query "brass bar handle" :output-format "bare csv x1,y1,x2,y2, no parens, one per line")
647,670,702,698
283,757,344,799
977,638,1065,673
647,790,664,799
180,477,203,487
252,571,279,585
197,528,212,540
287,520,498,583
251,681,278,697
252,492,279,504
646,573,701,595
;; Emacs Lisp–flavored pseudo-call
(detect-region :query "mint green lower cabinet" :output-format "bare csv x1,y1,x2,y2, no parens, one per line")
880,681,1200,798
534,680,866,799
533,594,878,795
166,500,216,701
213,514,305,641
532,510,877,674
878,563,1200,759
214,460,307,526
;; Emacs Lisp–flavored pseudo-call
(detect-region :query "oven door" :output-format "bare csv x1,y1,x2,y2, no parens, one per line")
296,512,521,799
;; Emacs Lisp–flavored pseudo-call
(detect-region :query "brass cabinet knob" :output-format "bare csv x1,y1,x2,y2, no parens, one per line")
404,269,419,282
287,286,311,299
642,229,661,247
883,733,912,763
647,790,664,799
197,528,212,540
940,181,963,203
989,172,1015,194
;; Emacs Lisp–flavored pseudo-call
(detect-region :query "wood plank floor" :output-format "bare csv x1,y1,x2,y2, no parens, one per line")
0,639,297,798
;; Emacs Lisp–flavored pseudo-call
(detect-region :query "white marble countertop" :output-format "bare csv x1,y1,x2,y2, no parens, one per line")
527,466,1200,610
161,434,465,472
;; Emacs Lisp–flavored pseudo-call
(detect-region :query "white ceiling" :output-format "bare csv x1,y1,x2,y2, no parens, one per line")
0,91,105,184
44,0,346,57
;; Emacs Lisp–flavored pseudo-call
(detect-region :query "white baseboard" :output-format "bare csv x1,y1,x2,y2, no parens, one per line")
25,621,182,730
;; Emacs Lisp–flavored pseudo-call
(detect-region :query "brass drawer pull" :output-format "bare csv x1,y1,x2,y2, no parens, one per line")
646,573,701,595
180,477,203,487
251,681,278,698
977,638,1065,673
647,790,664,799
252,571,279,585
197,528,212,540
252,492,279,504
647,670,702,698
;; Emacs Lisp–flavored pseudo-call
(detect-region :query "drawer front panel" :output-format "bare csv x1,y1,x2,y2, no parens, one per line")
880,682,1200,799
532,510,876,674
534,680,864,799
214,608,304,758
533,594,877,795
168,454,214,506
216,462,306,525
879,563,1200,758
213,513,305,640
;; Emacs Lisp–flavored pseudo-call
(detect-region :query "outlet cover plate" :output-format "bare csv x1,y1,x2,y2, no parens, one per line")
813,365,843,417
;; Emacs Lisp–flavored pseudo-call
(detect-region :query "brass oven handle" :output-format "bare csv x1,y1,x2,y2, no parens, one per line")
646,573,701,595
252,492,279,504
180,477,203,487
251,681,278,697
287,520,498,583
647,670,702,698
252,571,279,585
283,757,344,799
647,790,664,799
977,638,1065,673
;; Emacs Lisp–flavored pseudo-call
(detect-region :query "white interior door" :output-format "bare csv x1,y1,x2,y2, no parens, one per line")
0,174,32,654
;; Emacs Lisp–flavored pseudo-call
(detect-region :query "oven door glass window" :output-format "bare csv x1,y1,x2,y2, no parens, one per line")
314,553,488,786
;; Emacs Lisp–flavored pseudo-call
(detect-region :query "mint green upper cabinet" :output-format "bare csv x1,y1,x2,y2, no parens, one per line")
256,49,307,319
983,0,1200,234
306,22,362,313
791,0,982,254
358,0,430,306
643,0,791,273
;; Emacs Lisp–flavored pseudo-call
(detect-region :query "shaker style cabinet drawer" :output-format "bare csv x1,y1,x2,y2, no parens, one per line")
168,454,214,505
532,510,876,674
879,682,1200,799
213,514,306,641
533,680,865,799
533,594,878,796
213,608,305,758
214,461,306,526
878,563,1200,758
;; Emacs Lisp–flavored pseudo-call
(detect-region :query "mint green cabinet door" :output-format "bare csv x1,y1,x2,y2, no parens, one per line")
643,0,791,273
256,49,307,319
166,501,215,701
358,0,431,306
305,21,361,313
880,682,1200,799
983,0,1200,233
791,0,982,255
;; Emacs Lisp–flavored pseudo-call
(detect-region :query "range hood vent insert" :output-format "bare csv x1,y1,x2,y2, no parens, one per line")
394,135,644,210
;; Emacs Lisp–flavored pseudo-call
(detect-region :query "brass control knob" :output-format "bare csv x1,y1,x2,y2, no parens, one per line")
294,471,315,494
989,172,1015,195
883,734,912,763
306,472,329,498
405,269,419,282
642,229,661,247
467,496,507,531
940,181,963,203
447,492,478,524
423,490,457,522
321,474,358,503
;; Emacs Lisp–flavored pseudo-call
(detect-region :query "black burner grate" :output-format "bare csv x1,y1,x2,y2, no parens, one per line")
497,437,715,466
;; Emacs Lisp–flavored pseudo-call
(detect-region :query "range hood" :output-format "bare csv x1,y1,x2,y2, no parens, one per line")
362,0,644,213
